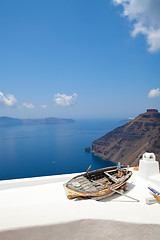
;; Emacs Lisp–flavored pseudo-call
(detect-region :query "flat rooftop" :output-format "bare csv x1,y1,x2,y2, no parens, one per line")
0,169,160,239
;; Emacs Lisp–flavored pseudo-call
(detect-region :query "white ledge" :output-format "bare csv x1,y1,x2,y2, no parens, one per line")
0,169,160,232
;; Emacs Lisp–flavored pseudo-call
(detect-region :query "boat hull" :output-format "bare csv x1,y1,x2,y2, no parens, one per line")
64,166,132,200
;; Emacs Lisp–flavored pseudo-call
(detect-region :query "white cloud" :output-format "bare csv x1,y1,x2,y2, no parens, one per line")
54,93,78,106
113,0,160,52
0,91,17,107
148,88,160,98
23,103,35,109
41,104,47,108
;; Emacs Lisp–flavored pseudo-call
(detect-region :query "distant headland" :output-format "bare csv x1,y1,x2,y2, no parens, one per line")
90,109,160,166
0,116,75,126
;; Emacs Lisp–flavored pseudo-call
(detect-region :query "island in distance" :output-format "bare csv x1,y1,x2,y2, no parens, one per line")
90,109,160,167
0,116,75,126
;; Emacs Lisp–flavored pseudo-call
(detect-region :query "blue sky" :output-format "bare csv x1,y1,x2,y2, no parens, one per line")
0,0,160,119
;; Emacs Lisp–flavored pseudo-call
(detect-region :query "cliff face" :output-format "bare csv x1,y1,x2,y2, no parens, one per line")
92,109,160,166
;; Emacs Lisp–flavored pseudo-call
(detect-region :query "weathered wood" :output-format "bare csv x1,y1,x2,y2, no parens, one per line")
104,172,119,183
64,166,132,200
91,180,139,202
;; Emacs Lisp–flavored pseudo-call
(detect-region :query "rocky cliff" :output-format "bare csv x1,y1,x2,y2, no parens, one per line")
92,109,160,166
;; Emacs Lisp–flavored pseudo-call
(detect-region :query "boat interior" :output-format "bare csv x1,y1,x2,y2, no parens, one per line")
66,167,130,193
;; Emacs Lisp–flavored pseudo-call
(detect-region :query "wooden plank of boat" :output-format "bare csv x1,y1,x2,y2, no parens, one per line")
69,176,98,192
105,169,118,173
104,171,119,183
91,180,139,202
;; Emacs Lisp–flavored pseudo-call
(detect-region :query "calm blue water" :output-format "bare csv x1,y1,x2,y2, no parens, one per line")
0,119,122,180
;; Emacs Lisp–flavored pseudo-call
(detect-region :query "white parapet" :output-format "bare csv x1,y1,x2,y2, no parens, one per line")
138,152,159,181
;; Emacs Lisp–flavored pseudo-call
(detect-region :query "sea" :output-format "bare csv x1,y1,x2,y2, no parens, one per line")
0,119,122,181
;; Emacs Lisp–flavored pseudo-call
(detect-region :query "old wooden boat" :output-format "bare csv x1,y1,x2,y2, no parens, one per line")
64,166,132,200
